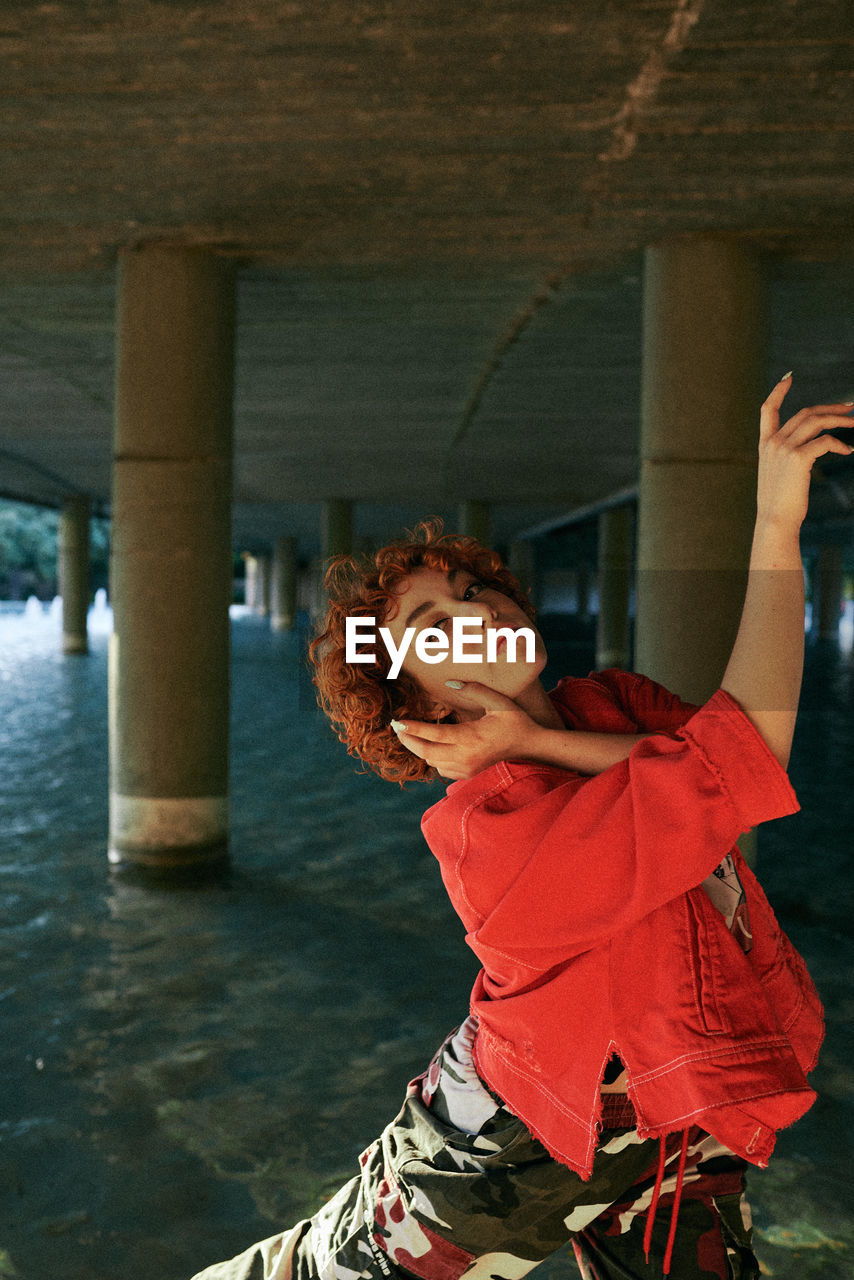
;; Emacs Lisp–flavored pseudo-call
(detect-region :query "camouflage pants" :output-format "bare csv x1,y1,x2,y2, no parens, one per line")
191,1019,759,1280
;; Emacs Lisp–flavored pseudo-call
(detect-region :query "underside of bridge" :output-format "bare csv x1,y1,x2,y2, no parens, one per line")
3,0,854,545
2,0,853,868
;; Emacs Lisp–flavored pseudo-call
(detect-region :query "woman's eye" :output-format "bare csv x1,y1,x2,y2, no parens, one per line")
428,583,484,633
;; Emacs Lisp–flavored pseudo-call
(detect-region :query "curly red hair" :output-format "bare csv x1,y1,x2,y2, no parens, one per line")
309,518,535,783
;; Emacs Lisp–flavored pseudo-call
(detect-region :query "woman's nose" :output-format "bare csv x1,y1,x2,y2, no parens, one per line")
460,599,497,624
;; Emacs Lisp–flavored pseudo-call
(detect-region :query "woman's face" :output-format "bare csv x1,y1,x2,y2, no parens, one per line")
383,565,548,717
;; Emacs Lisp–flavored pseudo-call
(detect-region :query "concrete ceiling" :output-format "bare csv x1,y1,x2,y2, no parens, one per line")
1,0,854,557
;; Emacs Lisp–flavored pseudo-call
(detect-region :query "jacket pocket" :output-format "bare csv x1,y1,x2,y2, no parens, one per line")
744,884,821,1043
757,928,814,1035
686,890,732,1035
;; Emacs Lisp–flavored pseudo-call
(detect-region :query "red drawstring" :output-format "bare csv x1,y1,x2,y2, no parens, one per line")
642,1138,667,1262
643,1128,690,1275
663,1129,690,1274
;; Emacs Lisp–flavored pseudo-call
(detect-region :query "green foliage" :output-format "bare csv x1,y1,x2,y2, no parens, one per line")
0,499,110,600
0,501,58,597
90,517,110,591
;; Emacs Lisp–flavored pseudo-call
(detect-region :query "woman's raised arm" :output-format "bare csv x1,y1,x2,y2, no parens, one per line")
395,378,852,781
392,687,647,780
720,375,853,768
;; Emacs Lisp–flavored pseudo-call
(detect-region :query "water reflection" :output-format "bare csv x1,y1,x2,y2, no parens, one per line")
0,611,852,1279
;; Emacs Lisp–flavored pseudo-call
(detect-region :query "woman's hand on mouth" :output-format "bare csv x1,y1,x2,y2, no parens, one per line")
390,684,538,780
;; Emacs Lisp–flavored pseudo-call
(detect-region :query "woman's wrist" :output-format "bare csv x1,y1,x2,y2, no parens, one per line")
750,515,803,569
516,725,646,775
515,719,553,763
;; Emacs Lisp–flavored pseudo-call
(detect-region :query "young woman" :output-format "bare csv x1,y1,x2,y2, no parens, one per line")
192,377,849,1280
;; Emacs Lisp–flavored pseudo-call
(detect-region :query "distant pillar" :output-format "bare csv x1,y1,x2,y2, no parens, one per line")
272,536,298,631
314,502,353,621
58,495,91,655
110,245,235,874
815,543,844,639
255,553,271,617
308,555,326,624
596,504,633,669
322,499,353,563
243,553,259,611
635,236,766,704
458,500,491,547
576,562,591,622
508,539,538,608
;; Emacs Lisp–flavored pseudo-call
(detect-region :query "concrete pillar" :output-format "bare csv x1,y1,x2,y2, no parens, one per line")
458,500,492,546
596,504,633,669
255,553,271,617
815,543,844,639
242,553,259,611
508,539,538,607
315,500,353,621
322,499,353,563
307,555,326,624
272,536,298,631
635,236,767,705
576,562,592,622
58,495,91,655
110,245,235,874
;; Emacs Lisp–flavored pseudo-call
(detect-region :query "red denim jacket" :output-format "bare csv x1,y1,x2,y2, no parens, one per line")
420,669,824,1178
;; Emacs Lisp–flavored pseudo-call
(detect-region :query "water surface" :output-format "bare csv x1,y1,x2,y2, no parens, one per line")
0,608,851,1278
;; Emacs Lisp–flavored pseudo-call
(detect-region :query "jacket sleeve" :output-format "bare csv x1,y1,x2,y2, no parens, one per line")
430,689,800,972
585,668,701,733
548,668,701,737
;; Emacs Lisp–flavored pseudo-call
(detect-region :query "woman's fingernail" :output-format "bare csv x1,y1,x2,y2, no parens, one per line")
390,719,407,733
779,370,793,382
444,680,464,690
